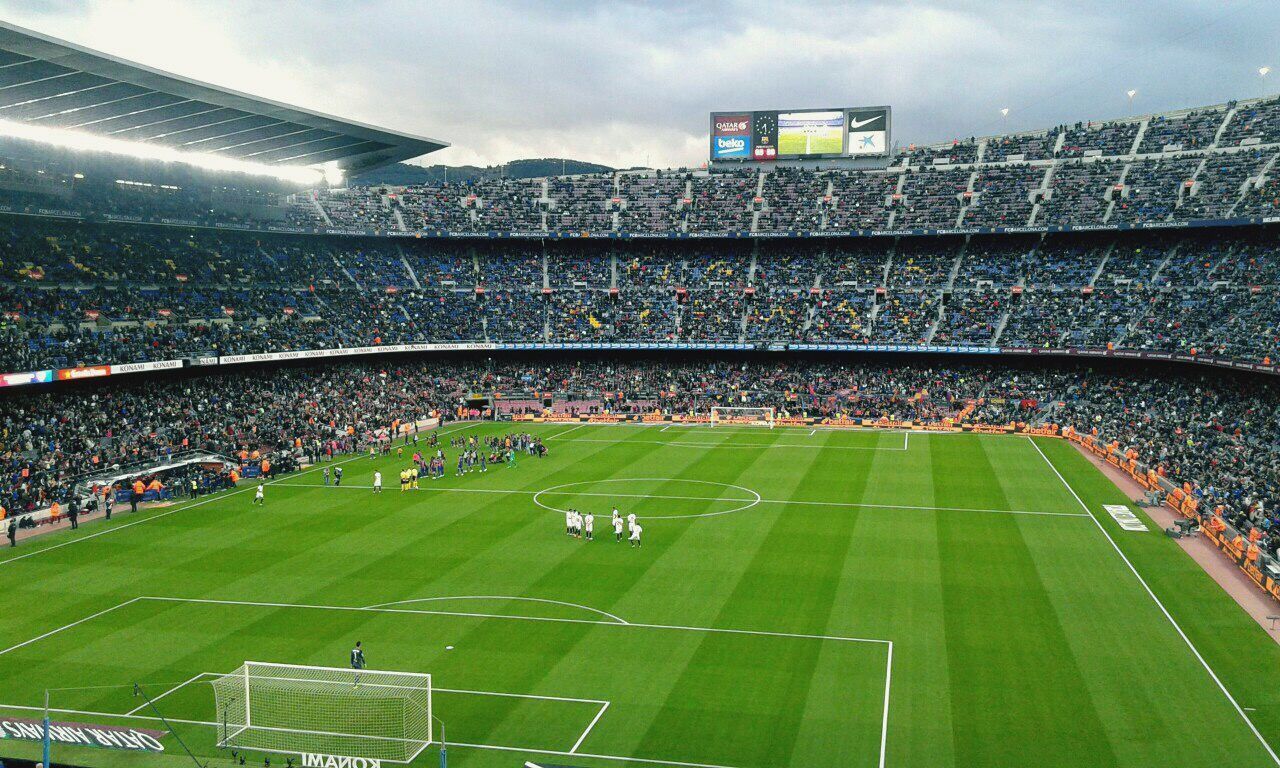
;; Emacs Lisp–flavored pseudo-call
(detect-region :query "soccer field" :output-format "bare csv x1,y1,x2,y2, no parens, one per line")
3,422,1280,768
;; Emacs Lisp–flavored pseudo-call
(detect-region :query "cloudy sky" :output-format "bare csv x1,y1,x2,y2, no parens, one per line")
2,0,1276,169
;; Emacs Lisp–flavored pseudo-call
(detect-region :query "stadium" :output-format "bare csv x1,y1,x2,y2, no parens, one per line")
1,7,1280,768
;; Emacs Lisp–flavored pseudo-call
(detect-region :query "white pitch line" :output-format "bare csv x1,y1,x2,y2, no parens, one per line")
1027,436,1280,767
450,739,746,768
0,422,482,569
125,672,208,715
879,641,893,768
564,437,903,451
137,595,894,645
570,700,610,753
276,482,1086,518
438,687,609,706
0,702,745,768
0,597,143,657
544,423,589,440
365,595,630,625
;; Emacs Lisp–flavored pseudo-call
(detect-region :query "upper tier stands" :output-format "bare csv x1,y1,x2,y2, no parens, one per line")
1,96,1277,237
1,219,1278,372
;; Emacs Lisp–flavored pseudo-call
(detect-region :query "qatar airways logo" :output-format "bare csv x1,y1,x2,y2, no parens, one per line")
713,114,750,135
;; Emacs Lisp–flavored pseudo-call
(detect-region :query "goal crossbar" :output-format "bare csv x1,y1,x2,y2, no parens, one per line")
211,662,432,764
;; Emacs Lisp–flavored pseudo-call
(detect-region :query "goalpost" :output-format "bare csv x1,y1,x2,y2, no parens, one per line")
709,406,776,428
210,662,432,764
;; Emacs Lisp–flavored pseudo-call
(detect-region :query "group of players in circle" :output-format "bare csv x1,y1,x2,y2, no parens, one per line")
566,506,642,547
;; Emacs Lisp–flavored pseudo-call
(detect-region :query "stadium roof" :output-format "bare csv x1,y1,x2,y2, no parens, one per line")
0,21,447,176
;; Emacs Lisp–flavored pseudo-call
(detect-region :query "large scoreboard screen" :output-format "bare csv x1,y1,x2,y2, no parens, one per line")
710,106,891,161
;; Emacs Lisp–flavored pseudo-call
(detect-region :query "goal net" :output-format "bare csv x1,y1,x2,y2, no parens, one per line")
210,662,432,764
709,406,776,428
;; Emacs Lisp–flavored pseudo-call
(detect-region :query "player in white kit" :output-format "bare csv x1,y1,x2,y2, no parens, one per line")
373,471,382,493
584,513,594,541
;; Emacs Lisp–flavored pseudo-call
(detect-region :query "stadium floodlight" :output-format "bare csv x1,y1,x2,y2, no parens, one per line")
999,108,1009,117
1260,66,1272,77
321,161,345,187
1126,89,1137,99
0,118,325,186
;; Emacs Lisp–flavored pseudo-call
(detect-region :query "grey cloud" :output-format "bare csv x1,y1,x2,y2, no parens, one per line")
0,0,1275,168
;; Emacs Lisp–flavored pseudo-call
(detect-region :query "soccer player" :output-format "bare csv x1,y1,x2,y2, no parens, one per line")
335,467,343,486
565,508,574,536
373,471,382,493
350,641,366,685
6,517,16,548
253,483,265,506
626,511,637,535
584,512,594,541
613,513,624,542
323,467,330,486
630,522,642,548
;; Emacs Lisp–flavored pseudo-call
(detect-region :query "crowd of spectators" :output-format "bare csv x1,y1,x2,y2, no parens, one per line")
0,218,1278,367
0,95,1275,241
8,356,1280,566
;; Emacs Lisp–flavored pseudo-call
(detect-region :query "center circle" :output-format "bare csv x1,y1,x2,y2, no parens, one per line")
532,477,762,520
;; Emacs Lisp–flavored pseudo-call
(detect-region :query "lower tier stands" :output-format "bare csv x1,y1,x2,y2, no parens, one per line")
3,357,1279,575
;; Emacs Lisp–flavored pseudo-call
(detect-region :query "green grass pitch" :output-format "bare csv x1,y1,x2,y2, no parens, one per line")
3,422,1280,768
777,128,842,156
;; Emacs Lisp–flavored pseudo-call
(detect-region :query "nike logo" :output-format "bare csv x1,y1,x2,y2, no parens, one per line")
848,116,882,129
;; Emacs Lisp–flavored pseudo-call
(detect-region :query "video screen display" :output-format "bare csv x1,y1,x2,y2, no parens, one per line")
777,111,845,156
710,106,890,161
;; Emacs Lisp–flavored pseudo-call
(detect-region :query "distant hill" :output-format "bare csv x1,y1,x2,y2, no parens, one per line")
351,158,615,186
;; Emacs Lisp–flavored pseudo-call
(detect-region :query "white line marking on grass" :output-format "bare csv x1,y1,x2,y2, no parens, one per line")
6,598,893,768
284,481,1086,519
880,641,893,768
660,425,671,432
137,595,893,645
451,738,752,768
544,423,588,440
570,701,610,753
532,478,762,520
0,702,739,768
437,687,608,705
1027,436,1280,766
125,672,210,715
0,597,143,657
771,497,1089,519
0,422,481,569
364,595,630,625
556,438,902,451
